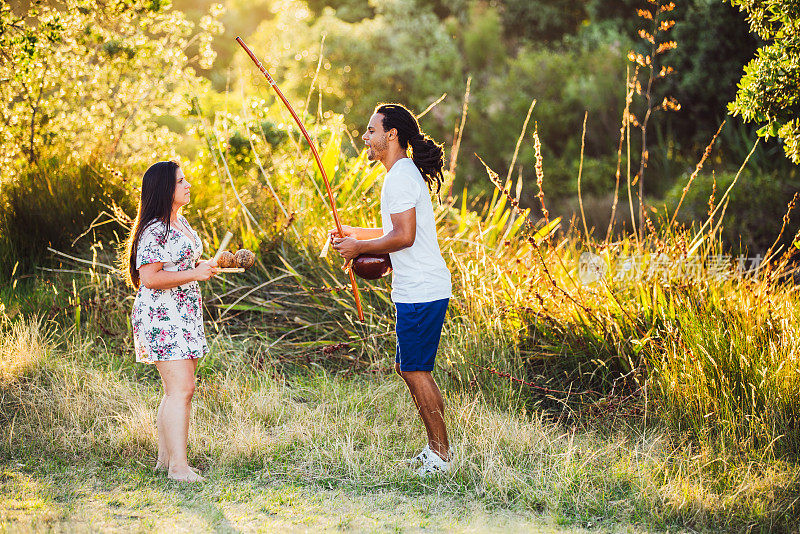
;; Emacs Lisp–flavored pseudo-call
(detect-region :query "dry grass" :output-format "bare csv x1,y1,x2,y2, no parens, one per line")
1,319,799,532
0,317,47,385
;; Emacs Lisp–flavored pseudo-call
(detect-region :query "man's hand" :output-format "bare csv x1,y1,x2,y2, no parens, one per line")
329,209,414,258
332,236,362,260
328,224,356,241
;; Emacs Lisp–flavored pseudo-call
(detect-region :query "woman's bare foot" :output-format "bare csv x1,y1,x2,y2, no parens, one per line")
154,449,170,472
167,465,205,482
155,459,201,475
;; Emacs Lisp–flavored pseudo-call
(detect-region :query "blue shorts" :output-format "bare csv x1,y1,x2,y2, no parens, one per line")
394,298,449,372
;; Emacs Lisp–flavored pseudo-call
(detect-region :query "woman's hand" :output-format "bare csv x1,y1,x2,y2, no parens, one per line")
332,236,362,260
139,260,216,290
192,259,218,281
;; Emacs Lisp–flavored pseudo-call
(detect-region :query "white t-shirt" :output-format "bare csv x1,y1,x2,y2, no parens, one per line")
380,158,452,303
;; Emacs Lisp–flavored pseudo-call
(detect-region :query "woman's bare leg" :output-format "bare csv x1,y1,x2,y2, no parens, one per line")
156,359,201,473
154,392,168,471
154,359,204,482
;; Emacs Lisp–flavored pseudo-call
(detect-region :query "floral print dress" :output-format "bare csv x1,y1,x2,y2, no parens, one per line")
131,216,209,364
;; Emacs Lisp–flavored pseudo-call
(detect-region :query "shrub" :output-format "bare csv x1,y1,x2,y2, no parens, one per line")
0,159,135,280
664,169,800,254
0,0,221,175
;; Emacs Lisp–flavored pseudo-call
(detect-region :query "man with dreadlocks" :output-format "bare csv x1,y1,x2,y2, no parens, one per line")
332,103,453,476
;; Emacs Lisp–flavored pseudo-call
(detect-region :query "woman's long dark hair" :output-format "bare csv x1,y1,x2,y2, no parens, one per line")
375,103,445,195
123,161,179,288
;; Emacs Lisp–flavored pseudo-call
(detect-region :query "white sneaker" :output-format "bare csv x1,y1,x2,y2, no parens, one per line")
404,444,433,466
416,449,451,477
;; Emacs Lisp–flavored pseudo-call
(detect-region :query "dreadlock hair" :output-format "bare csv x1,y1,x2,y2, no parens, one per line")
122,160,179,289
375,103,445,195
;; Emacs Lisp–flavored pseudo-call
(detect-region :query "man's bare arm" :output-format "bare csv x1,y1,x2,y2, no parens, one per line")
332,208,415,259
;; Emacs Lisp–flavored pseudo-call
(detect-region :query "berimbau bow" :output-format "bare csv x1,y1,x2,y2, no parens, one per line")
235,36,365,322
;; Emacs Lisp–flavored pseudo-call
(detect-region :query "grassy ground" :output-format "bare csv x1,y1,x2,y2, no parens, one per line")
2,315,799,533
0,463,610,533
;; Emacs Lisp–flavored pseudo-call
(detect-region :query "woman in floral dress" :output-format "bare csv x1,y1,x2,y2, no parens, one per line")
123,160,217,482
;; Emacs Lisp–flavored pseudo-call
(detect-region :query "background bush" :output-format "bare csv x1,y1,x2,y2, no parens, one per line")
0,160,135,277
664,168,800,254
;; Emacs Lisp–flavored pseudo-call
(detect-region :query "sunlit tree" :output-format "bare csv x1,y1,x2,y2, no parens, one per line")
240,0,463,140
0,0,223,176
727,0,800,163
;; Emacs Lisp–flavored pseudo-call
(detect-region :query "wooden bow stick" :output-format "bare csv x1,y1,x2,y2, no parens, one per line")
235,37,365,321
212,231,233,264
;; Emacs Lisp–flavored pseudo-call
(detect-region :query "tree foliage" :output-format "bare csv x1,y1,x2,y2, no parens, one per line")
0,0,222,175
241,0,463,139
3,0,792,245
727,0,800,163
656,0,759,148
498,0,587,44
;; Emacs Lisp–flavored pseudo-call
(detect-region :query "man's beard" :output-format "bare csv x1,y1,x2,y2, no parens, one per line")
367,138,387,160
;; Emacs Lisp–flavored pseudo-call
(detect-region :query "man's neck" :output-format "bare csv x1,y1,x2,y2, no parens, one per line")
381,147,407,172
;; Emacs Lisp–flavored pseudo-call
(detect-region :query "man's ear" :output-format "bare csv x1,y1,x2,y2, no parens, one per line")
388,128,397,140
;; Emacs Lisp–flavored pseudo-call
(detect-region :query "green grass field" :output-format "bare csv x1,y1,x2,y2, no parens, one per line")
1,463,607,533
1,303,799,532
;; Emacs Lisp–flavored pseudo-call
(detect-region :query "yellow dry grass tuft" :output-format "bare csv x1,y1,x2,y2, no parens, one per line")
0,317,47,385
